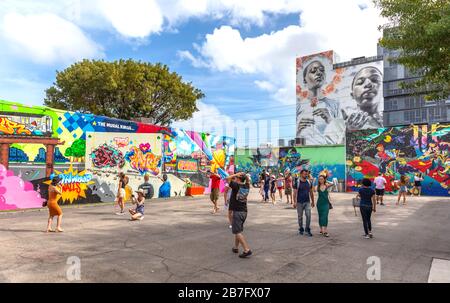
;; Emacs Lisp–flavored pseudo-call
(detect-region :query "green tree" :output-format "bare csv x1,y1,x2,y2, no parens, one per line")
375,0,450,100
45,59,204,125
64,139,86,158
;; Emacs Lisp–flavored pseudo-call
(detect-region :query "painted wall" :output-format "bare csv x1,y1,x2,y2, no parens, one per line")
236,145,346,185
163,128,235,193
346,124,450,196
278,146,345,181
0,99,235,210
296,50,383,145
235,147,280,185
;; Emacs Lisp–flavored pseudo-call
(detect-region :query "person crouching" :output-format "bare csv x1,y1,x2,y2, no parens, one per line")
129,189,145,221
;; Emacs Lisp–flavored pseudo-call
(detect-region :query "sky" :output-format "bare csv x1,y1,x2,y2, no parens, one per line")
0,0,385,147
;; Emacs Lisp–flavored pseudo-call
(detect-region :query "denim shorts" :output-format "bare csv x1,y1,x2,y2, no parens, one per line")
232,211,247,235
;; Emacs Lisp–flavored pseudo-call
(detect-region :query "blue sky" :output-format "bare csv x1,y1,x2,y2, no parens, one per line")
0,0,383,147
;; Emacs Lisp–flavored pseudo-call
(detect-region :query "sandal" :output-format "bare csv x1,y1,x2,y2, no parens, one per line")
323,232,329,237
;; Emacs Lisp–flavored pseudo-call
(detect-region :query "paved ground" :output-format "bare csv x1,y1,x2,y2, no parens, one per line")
0,190,449,282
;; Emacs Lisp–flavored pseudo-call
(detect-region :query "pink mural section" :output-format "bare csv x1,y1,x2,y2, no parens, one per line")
0,164,45,210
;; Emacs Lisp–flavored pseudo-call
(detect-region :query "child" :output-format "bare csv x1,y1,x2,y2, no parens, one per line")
129,189,145,221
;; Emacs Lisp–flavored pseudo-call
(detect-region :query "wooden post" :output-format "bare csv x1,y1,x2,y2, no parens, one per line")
45,144,55,178
0,143,10,169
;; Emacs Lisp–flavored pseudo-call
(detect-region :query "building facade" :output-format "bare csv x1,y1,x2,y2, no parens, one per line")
378,45,450,126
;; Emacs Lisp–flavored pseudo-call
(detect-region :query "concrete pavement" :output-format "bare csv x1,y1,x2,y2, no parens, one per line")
0,190,449,282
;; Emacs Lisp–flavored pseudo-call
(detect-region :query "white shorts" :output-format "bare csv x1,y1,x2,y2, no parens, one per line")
118,188,126,198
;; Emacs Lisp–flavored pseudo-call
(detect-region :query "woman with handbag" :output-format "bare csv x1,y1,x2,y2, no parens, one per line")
45,176,64,233
316,175,334,237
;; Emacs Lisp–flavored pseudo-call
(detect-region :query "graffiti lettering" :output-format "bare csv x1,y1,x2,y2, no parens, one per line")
114,137,129,148
0,117,32,135
177,160,198,172
62,182,82,194
91,144,126,169
125,144,161,176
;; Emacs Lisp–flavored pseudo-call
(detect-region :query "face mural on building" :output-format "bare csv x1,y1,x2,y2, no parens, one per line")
296,50,384,145
346,124,449,196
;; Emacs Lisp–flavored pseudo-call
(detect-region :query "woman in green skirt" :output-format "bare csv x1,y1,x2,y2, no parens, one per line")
316,175,334,237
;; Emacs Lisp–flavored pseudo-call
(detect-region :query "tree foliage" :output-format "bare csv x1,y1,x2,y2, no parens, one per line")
64,139,86,158
45,59,204,125
375,0,450,100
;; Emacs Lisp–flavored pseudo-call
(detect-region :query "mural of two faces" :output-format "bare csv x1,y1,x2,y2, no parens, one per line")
346,124,450,196
0,99,235,210
296,50,383,145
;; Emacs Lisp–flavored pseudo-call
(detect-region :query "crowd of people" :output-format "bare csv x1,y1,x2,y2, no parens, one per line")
44,167,420,260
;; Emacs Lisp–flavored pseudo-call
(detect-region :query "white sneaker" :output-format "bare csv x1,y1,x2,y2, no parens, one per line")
138,216,144,220
116,212,125,216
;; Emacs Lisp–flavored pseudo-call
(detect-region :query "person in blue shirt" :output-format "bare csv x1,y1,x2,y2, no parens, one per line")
158,174,171,198
294,169,315,237
356,178,377,239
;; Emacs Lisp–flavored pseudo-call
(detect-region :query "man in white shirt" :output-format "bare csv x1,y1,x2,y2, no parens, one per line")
373,173,387,205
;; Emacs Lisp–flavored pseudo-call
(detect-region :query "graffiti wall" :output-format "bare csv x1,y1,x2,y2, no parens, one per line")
235,147,280,185
236,146,345,186
163,128,235,191
0,99,237,209
296,50,383,145
278,146,345,181
346,124,450,196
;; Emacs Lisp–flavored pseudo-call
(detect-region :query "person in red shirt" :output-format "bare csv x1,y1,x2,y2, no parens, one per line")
208,170,221,214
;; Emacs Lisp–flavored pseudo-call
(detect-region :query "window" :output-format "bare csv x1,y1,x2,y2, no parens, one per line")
404,110,412,123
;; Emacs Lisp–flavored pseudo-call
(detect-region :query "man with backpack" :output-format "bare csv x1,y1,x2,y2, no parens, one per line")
294,169,315,237
226,172,252,258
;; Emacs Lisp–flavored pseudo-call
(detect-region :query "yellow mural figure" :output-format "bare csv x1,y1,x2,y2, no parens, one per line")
210,149,226,174
0,117,32,135
124,184,133,202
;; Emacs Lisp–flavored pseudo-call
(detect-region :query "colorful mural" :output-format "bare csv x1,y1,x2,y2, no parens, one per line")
346,124,450,196
163,129,235,189
0,114,52,136
296,50,383,145
86,132,162,176
0,164,45,210
44,165,95,204
236,146,345,187
278,146,345,180
0,98,236,209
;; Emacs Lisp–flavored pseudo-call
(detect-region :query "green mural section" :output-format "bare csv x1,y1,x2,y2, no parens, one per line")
236,146,346,185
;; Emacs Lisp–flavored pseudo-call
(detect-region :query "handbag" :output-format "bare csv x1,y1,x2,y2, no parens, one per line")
42,201,47,207
327,191,333,209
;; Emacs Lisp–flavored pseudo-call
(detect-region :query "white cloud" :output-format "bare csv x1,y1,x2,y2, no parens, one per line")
172,101,235,137
1,12,103,64
97,0,163,38
160,0,302,27
180,0,385,104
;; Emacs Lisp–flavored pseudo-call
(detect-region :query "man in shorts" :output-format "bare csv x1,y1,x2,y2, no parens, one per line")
208,170,221,214
226,172,252,258
374,173,387,206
